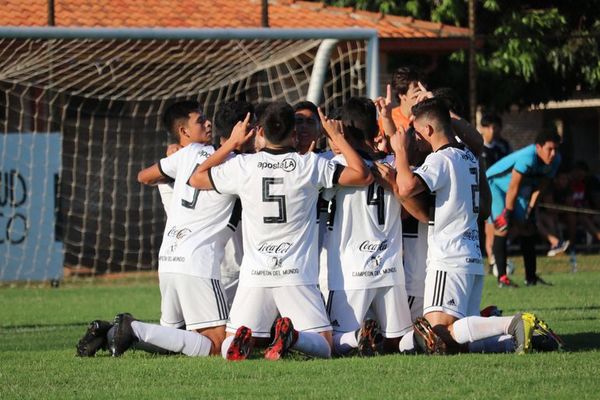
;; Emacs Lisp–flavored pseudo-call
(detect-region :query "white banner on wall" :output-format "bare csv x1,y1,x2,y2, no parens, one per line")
1,133,63,281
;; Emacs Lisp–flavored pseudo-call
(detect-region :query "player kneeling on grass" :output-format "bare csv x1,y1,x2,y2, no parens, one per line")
322,97,412,356
392,98,562,355
76,101,243,358
188,101,373,360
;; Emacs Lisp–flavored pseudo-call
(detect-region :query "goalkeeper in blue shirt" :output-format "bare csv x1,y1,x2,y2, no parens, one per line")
486,131,562,287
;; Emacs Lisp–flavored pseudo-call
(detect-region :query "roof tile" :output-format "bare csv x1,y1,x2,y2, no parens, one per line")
0,0,469,38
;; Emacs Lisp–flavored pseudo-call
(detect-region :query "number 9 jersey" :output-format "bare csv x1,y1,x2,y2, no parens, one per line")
208,147,342,288
413,144,484,275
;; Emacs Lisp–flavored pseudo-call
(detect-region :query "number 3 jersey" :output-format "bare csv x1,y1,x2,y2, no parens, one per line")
413,144,483,275
158,143,239,279
208,148,341,288
323,154,404,291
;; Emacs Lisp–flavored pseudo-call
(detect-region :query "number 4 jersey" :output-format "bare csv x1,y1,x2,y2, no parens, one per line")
413,144,484,275
208,147,341,287
158,143,239,279
323,154,404,291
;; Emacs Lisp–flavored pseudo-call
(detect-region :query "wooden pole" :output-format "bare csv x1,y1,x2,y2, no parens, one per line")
468,0,476,123
261,0,269,28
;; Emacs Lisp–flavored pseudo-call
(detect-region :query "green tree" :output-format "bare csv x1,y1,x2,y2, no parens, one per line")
321,0,600,110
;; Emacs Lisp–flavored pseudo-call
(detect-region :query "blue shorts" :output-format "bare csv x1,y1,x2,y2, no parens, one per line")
488,179,529,222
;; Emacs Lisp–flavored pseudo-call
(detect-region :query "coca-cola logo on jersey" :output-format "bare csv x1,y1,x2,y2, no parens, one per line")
358,240,388,252
257,158,296,172
167,226,192,240
258,242,292,254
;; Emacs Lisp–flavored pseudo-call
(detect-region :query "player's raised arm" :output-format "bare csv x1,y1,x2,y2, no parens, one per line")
450,114,484,156
375,84,397,139
138,163,172,186
391,128,425,198
318,108,373,186
188,113,254,190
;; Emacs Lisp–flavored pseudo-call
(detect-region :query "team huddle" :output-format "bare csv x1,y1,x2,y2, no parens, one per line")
76,69,564,360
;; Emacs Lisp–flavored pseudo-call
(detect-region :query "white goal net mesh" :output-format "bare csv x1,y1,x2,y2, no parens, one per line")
0,34,367,279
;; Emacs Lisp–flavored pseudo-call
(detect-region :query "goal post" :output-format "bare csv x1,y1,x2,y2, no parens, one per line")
0,27,379,281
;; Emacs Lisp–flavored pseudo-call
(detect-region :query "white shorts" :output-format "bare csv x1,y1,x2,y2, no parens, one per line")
226,285,331,338
326,285,413,338
423,269,483,319
159,272,228,331
407,295,424,322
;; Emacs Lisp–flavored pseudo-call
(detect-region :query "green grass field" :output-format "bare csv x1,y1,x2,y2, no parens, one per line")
1,254,599,399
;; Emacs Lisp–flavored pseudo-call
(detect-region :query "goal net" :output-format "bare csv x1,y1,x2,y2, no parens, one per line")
0,28,376,280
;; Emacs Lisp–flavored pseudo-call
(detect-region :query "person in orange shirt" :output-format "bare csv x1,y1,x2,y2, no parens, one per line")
378,66,423,136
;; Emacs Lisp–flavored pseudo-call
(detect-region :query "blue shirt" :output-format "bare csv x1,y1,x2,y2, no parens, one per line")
486,144,561,192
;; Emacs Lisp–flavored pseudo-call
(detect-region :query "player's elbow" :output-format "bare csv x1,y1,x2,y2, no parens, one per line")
137,171,151,185
361,170,375,186
396,182,414,199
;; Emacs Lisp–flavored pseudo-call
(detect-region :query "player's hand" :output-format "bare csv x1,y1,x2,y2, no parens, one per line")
229,113,254,147
389,124,410,153
414,81,433,105
374,133,389,153
372,162,396,192
166,143,183,156
493,208,512,232
318,107,344,144
374,84,394,119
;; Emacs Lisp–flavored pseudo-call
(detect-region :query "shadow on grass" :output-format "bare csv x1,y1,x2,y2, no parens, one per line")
561,332,600,352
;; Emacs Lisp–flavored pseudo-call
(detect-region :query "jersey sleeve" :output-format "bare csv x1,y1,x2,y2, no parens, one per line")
413,152,448,193
208,155,246,195
512,148,535,175
314,154,344,190
158,146,188,180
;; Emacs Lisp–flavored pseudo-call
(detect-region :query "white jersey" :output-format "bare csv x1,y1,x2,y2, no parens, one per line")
209,148,340,287
402,214,428,297
157,183,174,217
158,143,239,279
413,144,484,275
323,154,404,290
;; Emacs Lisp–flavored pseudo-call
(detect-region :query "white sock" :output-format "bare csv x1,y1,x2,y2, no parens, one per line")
293,332,331,359
452,316,514,344
333,331,358,355
131,321,212,357
221,335,235,359
468,334,515,353
399,331,415,353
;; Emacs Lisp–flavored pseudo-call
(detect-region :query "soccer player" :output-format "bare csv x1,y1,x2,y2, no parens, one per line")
188,101,373,360
323,97,412,356
157,105,212,217
212,101,256,307
294,101,321,154
487,131,562,287
80,101,240,358
392,98,537,355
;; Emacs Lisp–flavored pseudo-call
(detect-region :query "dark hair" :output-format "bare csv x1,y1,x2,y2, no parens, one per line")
254,102,271,123
294,101,318,115
432,87,464,116
327,106,343,120
411,98,452,135
214,101,254,140
162,100,201,143
260,101,295,144
391,66,421,97
341,97,378,144
534,131,561,146
480,113,503,129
